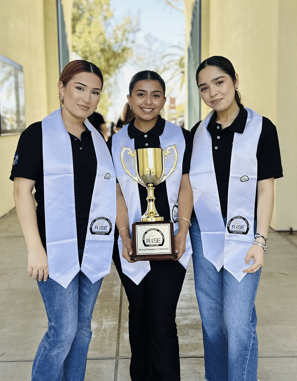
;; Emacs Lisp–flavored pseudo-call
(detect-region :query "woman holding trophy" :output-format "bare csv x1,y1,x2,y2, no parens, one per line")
189,56,283,380
110,70,193,381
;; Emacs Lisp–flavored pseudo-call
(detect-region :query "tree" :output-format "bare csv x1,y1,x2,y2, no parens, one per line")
160,0,184,13
161,46,185,93
72,0,139,115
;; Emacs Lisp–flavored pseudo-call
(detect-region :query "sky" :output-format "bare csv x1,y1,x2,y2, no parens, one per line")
106,0,185,121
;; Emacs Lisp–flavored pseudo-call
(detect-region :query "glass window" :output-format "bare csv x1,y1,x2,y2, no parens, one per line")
0,54,25,135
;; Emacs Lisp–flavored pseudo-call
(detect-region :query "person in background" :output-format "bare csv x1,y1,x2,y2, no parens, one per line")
189,56,283,381
113,102,135,134
88,110,108,141
10,60,116,381
110,70,193,381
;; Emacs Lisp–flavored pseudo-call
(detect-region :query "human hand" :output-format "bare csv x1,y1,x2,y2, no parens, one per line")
174,231,187,260
122,237,134,263
28,247,49,281
243,244,264,273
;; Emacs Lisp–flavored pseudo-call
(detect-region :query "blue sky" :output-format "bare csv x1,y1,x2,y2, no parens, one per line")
111,0,185,46
106,0,185,120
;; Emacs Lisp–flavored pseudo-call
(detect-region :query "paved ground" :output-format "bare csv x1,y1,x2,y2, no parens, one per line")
0,209,296,380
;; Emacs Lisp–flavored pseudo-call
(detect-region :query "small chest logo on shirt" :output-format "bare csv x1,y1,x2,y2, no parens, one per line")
90,217,112,235
13,153,19,165
172,204,179,223
104,173,111,179
227,216,249,235
240,175,249,182
142,228,165,247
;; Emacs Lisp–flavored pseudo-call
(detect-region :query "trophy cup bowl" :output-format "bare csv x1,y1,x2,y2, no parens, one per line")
120,145,178,261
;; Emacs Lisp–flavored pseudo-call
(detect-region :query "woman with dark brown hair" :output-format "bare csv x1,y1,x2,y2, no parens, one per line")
10,60,116,380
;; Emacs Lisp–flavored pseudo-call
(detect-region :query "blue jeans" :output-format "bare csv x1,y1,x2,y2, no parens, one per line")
32,250,103,381
190,217,261,381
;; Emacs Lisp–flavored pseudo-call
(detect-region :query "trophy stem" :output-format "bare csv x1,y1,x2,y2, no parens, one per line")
141,184,164,222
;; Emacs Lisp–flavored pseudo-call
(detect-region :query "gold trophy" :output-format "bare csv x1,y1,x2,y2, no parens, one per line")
120,146,178,261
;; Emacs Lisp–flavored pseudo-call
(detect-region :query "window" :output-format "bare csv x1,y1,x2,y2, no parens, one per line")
0,54,25,135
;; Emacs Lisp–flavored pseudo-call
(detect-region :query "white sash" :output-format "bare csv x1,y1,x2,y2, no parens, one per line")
42,109,116,288
112,121,192,285
190,108,262,282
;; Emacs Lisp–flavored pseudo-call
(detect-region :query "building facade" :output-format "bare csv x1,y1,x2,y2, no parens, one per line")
0,0,72,217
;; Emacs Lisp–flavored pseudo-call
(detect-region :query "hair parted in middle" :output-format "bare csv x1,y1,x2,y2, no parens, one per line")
196,56,241,105
129,70,166,96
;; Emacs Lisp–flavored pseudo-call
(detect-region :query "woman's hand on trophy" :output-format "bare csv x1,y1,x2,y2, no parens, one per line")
122,237,135,263
174,231,187,260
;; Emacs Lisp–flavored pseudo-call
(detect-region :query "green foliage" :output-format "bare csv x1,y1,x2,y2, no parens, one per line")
72,0,139,115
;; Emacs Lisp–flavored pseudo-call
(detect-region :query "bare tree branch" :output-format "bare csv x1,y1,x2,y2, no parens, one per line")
165,0,184,13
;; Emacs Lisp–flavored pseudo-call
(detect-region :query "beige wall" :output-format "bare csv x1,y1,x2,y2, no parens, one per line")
184,0,297,231
0,0,72,217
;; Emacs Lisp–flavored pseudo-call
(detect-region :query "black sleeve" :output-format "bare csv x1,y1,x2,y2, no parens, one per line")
10,122,43,181
257,117,283,181
182,129,193,175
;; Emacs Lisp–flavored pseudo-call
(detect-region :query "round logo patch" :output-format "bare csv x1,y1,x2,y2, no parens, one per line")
240,175,249,182
142,228,165,247
172,204,179,223
227,216,249,235
90,217,112,235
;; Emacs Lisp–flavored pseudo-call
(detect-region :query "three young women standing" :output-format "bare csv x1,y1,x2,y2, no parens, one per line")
11,60,116,381
110,70,193,381
190,56,283,381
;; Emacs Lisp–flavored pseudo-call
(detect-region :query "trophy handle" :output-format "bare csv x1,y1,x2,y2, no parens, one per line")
120,146,146,186
156,145,178,185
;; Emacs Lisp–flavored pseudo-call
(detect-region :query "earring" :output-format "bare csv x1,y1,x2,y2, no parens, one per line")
59,95,64,103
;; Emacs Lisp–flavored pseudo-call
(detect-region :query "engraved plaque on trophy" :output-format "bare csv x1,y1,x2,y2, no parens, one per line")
120,146,178,261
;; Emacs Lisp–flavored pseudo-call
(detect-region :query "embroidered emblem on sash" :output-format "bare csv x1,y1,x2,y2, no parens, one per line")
13,153,19,165
104,173,111,179
90,217,112,235
227,216,249,235
172,204,179,223
240,175,249,182
142,228,165,247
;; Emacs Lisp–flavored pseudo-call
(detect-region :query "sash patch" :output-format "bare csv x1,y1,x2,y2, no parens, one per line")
227,216,249,235
90,217,112,235
172,204,179,223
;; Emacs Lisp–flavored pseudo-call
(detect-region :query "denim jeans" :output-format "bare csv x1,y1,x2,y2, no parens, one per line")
31,250,103,381
190,217,261,381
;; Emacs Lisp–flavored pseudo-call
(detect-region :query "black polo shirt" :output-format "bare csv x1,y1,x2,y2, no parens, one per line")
191,105,283,218
10,121,99,250
109,116,192,221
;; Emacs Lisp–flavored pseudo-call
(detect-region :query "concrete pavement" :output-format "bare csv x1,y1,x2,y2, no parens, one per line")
0,209,296,380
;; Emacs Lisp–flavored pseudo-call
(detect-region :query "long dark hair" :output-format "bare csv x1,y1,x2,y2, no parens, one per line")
129,70,166,96
60,60,104,88
196,56,241,105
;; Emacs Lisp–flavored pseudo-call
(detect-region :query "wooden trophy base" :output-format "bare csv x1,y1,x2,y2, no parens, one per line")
131,220,176,261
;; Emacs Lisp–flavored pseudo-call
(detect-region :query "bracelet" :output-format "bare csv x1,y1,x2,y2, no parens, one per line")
254,233,268,242
177,217,192,227
119,227,129,234
253,239,267,251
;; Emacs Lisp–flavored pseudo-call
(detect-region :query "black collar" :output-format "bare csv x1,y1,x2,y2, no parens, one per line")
128,115,165,139
208,104,248,133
